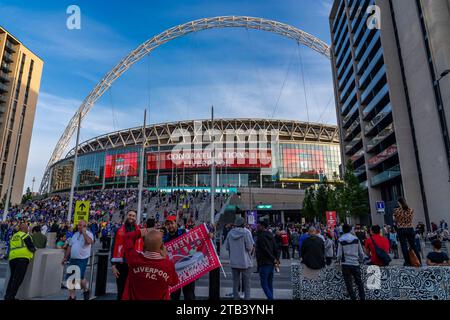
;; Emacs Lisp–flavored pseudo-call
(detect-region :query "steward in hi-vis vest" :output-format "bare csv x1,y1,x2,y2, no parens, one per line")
4,223,36,301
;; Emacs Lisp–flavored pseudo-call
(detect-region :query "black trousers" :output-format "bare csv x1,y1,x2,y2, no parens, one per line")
342,265,365,301
397,228,422,266
115,263,129,301
281,246,290,259
171,281,196,300
291,245,299,259
5,258,30,300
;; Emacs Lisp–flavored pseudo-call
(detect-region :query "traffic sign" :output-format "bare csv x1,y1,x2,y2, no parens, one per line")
74,200,90,227
376,201,385,215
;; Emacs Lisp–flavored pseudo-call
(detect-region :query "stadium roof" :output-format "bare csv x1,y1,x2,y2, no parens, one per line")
64,118,339,159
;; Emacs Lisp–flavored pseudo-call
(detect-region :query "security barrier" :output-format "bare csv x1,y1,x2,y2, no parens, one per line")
292,264,450,300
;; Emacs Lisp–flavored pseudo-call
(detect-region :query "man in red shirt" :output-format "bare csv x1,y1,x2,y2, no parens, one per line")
364,225,390,266
122,228,179,300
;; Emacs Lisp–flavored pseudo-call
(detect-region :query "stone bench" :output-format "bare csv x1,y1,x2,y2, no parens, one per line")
292,264,450,300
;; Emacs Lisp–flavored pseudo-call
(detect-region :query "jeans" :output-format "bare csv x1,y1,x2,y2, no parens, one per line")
291,245,299,259
231,268,251,300
5,258,30,300
259,265,274,300
115,263,128,301
397,228,422,266
281,246,290,259
171,281,196,300
342,265,365,301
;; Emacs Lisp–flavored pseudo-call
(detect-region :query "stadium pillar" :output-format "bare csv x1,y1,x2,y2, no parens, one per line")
67,111,82,224
137,109,147,225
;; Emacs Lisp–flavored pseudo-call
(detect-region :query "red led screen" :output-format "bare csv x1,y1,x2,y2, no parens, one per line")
105,152,138,178
147,149,272,170
282,148,325,176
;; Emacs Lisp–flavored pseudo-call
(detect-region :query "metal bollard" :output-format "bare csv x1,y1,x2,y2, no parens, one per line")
95,249,110,297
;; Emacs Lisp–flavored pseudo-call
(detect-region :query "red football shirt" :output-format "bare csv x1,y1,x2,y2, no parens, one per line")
365,234,390,266
122,230,179,300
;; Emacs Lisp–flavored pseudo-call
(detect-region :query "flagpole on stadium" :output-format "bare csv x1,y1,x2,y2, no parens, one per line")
67,111,82,224
137,109,147,225
209,105,220,300
210,105,215,224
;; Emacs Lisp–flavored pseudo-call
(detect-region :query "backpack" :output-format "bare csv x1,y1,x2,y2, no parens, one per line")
370,236,391,266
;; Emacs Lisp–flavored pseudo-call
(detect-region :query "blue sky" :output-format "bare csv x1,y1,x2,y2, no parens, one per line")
0,0,335,193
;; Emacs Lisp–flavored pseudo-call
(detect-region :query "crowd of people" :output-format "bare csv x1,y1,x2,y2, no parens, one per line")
220,197,449,301
1,190,449,301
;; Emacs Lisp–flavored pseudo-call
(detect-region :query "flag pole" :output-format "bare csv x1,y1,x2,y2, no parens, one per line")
137,109,147,225
67,111,82,224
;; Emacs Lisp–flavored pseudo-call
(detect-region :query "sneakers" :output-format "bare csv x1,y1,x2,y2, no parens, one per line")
83,290,90,301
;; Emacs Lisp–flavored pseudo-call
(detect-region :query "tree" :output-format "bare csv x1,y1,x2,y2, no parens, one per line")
302,187,316,221
341,160,369,220
314,183,329,223
21,187,33,204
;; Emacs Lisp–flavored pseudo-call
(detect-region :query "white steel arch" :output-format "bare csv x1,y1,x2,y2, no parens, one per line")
40,16,331,193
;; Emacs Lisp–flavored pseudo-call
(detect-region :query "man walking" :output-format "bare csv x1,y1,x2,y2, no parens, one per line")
224,217,254,300
62,220,94,300
337,224,366,301
111,210,142,300
255,221,278,300
4,223,36,300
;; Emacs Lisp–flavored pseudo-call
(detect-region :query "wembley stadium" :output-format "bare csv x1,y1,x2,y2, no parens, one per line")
47,118,341,194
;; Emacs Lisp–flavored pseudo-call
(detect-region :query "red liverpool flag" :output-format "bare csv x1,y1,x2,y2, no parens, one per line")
165,223,221,293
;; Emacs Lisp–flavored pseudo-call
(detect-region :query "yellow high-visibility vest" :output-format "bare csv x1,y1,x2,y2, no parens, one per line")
9,231,34,261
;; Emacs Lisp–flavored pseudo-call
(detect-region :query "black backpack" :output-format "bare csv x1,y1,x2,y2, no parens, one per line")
370,236,391,266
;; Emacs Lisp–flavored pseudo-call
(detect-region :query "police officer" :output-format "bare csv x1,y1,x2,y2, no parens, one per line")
4,223,36,300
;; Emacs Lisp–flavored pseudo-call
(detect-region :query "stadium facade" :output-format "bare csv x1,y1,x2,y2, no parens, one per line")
47,119,341,194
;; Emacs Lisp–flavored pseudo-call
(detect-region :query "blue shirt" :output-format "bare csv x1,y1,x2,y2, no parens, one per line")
298,234,310,253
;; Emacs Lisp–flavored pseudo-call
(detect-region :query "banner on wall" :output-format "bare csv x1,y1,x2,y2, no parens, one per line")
165,223,221,293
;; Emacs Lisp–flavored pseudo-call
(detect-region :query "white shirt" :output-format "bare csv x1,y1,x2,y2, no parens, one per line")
69,231,94,259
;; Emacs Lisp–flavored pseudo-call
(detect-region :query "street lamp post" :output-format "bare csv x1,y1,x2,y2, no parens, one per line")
436,69,450,182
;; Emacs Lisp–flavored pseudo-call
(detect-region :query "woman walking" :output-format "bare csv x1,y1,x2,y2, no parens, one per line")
393,197,422,266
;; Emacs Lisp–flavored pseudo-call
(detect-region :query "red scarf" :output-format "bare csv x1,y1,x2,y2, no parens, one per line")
112,224,143,263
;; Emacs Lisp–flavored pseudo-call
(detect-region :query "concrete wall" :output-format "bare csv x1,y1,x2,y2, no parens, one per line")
292,264,450,300
392,0,450,225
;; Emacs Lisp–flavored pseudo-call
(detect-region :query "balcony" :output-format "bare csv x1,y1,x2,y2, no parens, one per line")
367,144,398,168
363,84,389,119
341,90,357,115
344,119,361,140
0,71,10,83
350,149,365,163
5,41,16,53
366,124,395,151
360,66,386,104
359,50,384,88
342,103,359,128
371,165,401,187
0,63,11,73
354,164,366,177
345,134,362,154
0,95,7,104
0,82,8,93
365,103,392,135
2,52,14,63
360,180,368,190
357,33,381,72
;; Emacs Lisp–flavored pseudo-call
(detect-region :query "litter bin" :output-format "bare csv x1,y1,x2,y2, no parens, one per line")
95,249,110,297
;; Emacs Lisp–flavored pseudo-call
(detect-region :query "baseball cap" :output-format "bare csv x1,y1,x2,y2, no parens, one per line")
165,215,177,222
